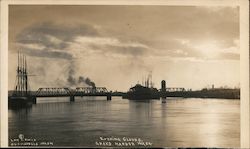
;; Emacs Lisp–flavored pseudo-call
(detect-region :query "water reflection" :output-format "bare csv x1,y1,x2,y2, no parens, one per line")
8,97,240,147
8,103,33,121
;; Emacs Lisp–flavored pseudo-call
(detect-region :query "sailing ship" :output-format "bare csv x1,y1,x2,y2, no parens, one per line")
8,51,33,106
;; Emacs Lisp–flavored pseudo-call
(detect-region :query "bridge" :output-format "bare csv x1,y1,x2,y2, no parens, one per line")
33,87,112,103
159,87,185,92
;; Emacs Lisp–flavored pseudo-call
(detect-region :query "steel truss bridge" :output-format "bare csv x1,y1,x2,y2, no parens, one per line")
34,87,112,103
159,87,185,92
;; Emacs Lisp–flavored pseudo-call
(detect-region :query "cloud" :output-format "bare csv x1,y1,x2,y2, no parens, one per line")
17,22,99,43
15,22,150,59
150,37,240,61
69,36,149,57
8,6,240,91
15,22,100,59
14,5,239,62
217,52,240,60
20,48,73,59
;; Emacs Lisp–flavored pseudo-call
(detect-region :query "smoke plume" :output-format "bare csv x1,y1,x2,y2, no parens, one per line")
83,77,96,88
67,68,96,88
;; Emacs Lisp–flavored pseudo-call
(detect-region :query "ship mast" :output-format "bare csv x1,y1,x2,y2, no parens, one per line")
25,56,28,94
14,51,29,96
16,51,20,92
149,71,153,88
21,54,24,95
141,71,153,88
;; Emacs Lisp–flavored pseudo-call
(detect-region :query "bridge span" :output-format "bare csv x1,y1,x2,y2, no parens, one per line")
33,87,112,103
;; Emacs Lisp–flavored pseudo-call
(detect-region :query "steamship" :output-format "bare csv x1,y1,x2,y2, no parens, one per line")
122,73,160,100
123,84,160,100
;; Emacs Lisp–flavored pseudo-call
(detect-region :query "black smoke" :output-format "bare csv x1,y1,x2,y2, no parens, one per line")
67,68,96,88
78,76,96,88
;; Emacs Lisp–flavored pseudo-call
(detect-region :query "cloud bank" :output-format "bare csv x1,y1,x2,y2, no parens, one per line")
9,5,240,90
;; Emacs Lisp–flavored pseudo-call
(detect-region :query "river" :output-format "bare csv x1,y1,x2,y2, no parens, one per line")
8,97,240,148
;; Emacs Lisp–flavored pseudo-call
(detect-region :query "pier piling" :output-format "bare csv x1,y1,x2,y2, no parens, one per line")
70,96,75,102
107,93,112,100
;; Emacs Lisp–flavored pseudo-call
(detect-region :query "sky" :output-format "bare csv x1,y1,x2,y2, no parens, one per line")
8,5,240,91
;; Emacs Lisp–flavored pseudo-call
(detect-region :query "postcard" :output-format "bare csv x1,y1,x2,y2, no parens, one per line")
1,0,249,148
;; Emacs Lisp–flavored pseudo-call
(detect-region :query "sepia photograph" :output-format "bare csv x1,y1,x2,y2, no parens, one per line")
1,0,249,148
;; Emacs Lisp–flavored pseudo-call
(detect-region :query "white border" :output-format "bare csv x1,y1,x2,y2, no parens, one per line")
1,0,9,147
240,0,250,148
1,0,249,148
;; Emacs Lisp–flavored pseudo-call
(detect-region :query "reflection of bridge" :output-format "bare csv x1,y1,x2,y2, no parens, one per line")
34,87,112,103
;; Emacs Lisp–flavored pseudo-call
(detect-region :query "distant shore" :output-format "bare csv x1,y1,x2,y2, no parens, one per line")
8,88,240,100
115,88,240,100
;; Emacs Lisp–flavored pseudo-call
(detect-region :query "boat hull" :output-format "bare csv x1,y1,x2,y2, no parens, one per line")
8,96,33,107
123,84,160,100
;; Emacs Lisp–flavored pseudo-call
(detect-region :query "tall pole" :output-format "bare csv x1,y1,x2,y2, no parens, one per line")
20,54,23,95
19,51,21,93
21,54,24,95
25,56,28,94
23,55,25,92
22,54,24,95
17,51,20,93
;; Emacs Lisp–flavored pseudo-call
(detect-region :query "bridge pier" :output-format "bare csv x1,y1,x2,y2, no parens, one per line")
107,93,112,101
161,97,167,103
70,96,75,102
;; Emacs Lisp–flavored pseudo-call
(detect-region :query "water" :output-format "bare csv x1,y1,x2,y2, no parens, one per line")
8,97,240,148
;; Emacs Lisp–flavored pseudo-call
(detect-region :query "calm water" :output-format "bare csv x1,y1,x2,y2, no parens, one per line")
8,97,240,148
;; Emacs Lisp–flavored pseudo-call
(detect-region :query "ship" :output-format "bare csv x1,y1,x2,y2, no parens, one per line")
122,72,160,100
123,84,160,100
8,51,34,107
